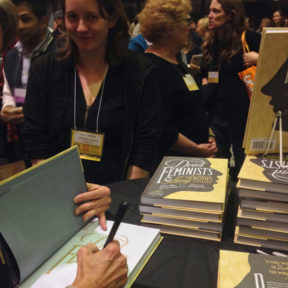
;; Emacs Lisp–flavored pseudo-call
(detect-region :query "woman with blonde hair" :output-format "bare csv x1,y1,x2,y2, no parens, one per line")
139,0,217,163
196,16,210,40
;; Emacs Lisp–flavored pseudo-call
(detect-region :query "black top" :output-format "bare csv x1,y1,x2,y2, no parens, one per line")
23,52,161,184
145,53,209,161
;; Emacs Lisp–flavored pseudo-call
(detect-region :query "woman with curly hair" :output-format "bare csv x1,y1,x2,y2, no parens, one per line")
139,0,217,163
202,0,261,176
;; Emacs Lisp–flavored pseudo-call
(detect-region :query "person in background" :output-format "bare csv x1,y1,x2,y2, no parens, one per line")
53,9,64,38
139,0,217,164
0,1,127,287
23,0,161,185
196,16,210,40
256,17,271,33
202,0,260,178
0,0,56,164
272,9,285,27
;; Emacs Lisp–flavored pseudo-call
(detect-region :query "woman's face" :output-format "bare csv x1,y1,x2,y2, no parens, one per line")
273,11,282,25
170,16,191,50
208,0,228,30
65,0,116,54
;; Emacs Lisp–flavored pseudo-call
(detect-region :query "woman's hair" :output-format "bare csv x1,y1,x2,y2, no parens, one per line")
203,0,245,66
0,0,18,53
261,17,271,28
58,0,130,66
138,0,192,43
272,9,285,27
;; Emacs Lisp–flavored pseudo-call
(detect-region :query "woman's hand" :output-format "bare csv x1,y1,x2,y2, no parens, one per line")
197,141,217,158
74,183,111,230
243,51,258,67
0,106,24,124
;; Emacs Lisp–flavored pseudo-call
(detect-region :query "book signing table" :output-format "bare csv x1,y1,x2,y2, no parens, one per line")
108,177,255,288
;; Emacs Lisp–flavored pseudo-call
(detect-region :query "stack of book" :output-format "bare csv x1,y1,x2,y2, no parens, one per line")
235,155,288,251
217,249,288,288
139,156,229,241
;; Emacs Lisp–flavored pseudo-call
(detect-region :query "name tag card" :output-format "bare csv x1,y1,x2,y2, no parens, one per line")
183,74,199,91
208,71,219,84
71,130,104,162
14,88,26,104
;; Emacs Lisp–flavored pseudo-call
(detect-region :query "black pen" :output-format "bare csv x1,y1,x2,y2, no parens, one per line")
103,201,129,248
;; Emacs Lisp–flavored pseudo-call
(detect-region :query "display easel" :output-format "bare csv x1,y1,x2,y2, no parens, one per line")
265,110,288,168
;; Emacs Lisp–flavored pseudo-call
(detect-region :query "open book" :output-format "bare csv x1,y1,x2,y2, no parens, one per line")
21,220,161,288
0,147,161,287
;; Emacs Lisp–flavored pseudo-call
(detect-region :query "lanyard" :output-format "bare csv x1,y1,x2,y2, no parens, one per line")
73,68,107,132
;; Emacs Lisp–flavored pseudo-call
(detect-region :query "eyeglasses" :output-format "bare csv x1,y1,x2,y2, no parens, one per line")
183,17,193,26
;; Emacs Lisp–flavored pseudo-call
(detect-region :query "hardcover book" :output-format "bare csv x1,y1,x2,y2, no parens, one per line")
237,207,288,224
240,198,288,214
143,223,221,241
21,220,162,288
235,225,288,242
237,184,288,202
0,147,161,288
237,217,288,233
238,155,288,193
218,250,288,287
141,157,229,212
141,214,222,232
235,234,288,251
243,28,288,154
139,205,223,222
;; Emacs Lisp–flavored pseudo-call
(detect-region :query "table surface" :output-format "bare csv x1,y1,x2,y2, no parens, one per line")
107,178,263,288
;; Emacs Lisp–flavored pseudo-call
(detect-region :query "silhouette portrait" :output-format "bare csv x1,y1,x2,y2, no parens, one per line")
261,58,288,131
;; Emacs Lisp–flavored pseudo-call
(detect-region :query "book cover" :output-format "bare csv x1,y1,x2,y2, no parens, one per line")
218,250,288,287
141,157,229,212
139,205,223,222
20,220,162,288
238,155,288,193
238,207,288,223
0,146,87,283
244,28,288,154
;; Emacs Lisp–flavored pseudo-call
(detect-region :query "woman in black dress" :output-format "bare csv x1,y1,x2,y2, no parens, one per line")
139,0,217,164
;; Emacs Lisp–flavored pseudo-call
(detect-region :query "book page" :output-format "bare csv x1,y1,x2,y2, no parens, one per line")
20,220,161,288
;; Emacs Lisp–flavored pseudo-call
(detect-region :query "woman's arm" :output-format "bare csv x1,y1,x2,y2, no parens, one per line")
126,165,149,179
22,56,54,160
171,133,217,157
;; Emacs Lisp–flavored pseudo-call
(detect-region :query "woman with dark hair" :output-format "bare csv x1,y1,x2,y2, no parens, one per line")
272,9,285,27
202,0,261,176
23,0,161,185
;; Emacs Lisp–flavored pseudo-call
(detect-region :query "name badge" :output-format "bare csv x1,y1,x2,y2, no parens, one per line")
71,129,104,162
208,71,219,84
183,74,199,91
14,88,26,104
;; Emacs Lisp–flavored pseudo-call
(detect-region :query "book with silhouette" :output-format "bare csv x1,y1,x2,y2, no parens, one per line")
141,156,229,212
140,156,228,241
238,154,288,193
243,28,288,154
217,250,288,287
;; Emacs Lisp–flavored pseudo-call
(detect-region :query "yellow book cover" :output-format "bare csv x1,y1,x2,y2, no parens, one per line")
218,250,288,288
238,155,288,193
244,28,288,154
141,156,229,212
